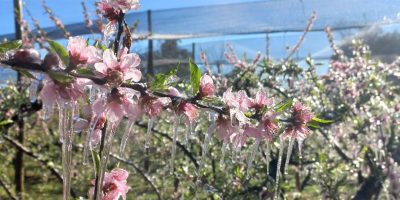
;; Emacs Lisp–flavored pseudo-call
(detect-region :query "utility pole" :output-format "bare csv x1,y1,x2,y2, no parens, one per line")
147,10,154,75
13,0,25,199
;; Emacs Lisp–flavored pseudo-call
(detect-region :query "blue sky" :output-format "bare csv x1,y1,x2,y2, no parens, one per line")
1,0,259,35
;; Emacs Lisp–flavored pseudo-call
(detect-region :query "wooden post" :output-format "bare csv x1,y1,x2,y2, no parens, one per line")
13,0,25,199
266,33,270,63
147,10,154,75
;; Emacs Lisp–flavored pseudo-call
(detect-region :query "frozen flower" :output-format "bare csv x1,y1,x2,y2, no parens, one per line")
199,74,215,98
251,90,273,110
215,115,238,143
40,76,88,108
223,88,252,123
95,48,141,87
92,88,138,123
178,101,198,124
168,87,182,97
67,36,101,66
98,0,139,14
89,168,130,200
282,102,313,141
139,95,171,118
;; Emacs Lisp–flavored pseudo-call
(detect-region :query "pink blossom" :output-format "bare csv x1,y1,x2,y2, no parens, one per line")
89,168,130,200
230,130,248,149
95,48,141,86
139,95,171,117
215,115,237,143
67,36,101,66
282,102,313,141
40,77,88,108
178,101,199,123
259,111,279,141
98,0,139,19
199,74,215,98
251,90,273,110
223,88,252,123
92,88,138,123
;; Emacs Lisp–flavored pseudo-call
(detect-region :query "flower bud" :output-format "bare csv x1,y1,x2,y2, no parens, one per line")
14,49,40,64
199,74,215,98
43,53,60,70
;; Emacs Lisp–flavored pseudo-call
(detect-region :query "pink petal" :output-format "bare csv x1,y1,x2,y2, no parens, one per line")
123,68,142,82
103,49,118,69
40,81,59,107
94,63,109,76
120,53,140,70
92,98,107,115
111,169,129,181
107,102,125,123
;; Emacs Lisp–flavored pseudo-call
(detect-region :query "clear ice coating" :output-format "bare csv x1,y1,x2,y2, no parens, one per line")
284,137,295,175
298,140,303,165
29,79,39,102
144,117,155,149
95,122,116,200
170,115,180,174
83,114,101,165
119,120,135,157
199,112,216,173
246,139,260,178
59,102,75,200
266,141,271,175
220,142,228,167
274,137,285,200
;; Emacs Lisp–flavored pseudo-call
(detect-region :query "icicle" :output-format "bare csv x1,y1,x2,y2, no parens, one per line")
170,115,180,174
89,85,97,103
298,140,303,165
42,105,54,121
220,142,228,167
119,120,135,157
144,117,155,149
284,137,295,175
246,139,260,178
95,122,116,200
199,113,216,173
59,102,75,200
83,114,101,165
266,141,271,175
184,122,191,145
274,137,285,200
29,79,39,102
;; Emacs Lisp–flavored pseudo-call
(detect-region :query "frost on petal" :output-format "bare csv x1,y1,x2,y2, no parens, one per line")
120,53,141,71
103,49,118,69
107,101,125,123
91,129,102,146
94,63,109,76
40,81,59,108
86,46,102,64
92,98,107,115
168,87,182,97
123,68,142,82
199,74,215,97
111,168,129,181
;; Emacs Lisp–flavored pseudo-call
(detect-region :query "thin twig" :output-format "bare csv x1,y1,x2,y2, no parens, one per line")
0,176,18,200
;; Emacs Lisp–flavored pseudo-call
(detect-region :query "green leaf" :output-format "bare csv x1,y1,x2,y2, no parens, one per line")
48,40,69,66
0,119,13,126
16,69,36,79
48,71,74,85
75,67,94,76
274,98,293,112
91,150,100,174
189,59,201,95
0,40,22,53
307,121,321,129
148,66,179,91
311,117,334,124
